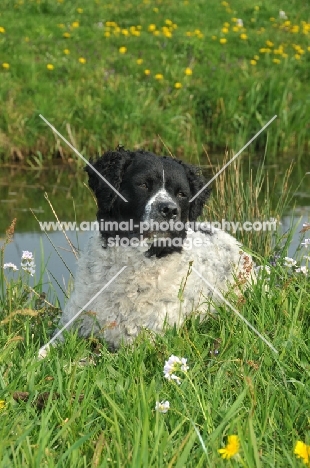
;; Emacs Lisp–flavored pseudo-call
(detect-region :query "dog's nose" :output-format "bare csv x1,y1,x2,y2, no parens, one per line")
158,202,178,219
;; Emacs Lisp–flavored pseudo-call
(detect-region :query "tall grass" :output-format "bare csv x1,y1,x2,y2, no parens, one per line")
1,152,310,466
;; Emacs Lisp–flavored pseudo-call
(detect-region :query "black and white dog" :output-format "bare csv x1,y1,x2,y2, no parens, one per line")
57,147,254,349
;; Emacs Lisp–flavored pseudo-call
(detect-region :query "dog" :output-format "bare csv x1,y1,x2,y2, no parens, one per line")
56,147,254,350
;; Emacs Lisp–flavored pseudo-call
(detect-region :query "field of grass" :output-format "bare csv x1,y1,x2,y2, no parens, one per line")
0,0,310,162
1,155,310,466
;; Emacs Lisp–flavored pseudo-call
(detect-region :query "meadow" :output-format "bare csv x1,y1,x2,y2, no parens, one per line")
0,0,310,162
1,0,310,466
1,155,310,466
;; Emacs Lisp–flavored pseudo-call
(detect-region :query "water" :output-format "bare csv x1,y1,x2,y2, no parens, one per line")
1,157,309,308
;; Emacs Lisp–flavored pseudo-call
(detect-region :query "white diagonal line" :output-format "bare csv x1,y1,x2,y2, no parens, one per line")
192,266,278,354
39,114,128,203
39,266,127,354
189,115,277,203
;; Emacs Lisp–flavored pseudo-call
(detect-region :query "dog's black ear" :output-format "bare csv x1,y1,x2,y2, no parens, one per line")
85,147,133,218
180,162,211,221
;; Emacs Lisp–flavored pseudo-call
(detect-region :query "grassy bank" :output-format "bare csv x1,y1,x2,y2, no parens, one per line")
1,157,310,466
0,0,310,162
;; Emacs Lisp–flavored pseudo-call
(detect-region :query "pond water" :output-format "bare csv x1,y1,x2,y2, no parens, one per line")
1,154,309,308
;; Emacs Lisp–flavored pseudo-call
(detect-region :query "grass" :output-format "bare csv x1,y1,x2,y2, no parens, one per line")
1,156,310,466
0,0,310,161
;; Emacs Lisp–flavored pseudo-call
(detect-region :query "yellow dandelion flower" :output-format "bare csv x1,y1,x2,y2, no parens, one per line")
174,82,182,89
46,64,54,70
291,25,299,33
250,59,257,65
79,57,86,63
212,35,217,40
294,441,310,465
282,53,288,58
164,30,172,38
165,19,173,26
0,27,6,34
224,22,230,28
259,48,267,53
186,31,192,37
254,5,259,10
104,31,111,37
153,7,158,12
194,29,201,35
63,32,71,38
308,46,310,51
299,49,305,54
144,69,151,75
136,58,143,65
122,29,129,35
185,67,192,75
136,25,142,30
220,38,227,44
63,48,70,54
155,73,163,80
295,54,301,59
0,400,5,410
221,1,229,6
218,435,240,460
273,58,281,64
172,24,177,29
254,55,259,60
240,33,248,40
77,8,83,13
25,36,30,42
133,30,140,36
232,26,239,32
222,27,229,33
2,63,10,69
266,40,274,47
119,46,127,54
71,21,79,28
231,17,238,22
148,24,156,32
153,31,160,36
270,17,275,22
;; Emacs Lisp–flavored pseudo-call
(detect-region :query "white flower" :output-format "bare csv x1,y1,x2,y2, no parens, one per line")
301,239,310,248
279,10,287,19
3,262,19,271
304,256,310,261
21,251,34,260
295,266,308,275
163,355,189,384
283,257,297,267
237,18,243,27
21,251,35,276
180,357,189,372
155,400,170,413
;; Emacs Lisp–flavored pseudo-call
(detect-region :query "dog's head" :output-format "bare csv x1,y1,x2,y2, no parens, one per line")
85,147,211,255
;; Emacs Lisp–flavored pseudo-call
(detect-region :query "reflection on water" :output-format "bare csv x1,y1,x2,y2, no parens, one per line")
1,156,309,307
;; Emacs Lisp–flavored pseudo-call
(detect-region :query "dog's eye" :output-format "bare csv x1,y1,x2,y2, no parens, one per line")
177,191,186,198
138,183,148,189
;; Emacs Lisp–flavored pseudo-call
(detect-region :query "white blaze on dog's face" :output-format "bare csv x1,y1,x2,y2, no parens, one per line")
85,149,211,243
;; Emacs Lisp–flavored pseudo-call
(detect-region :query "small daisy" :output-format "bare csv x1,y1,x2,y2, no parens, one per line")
283,257,297,267
236,19,243,27
3,262,18,271
295,266,308,275
301,239,310,248
21,251,35,276
155,400,170,413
